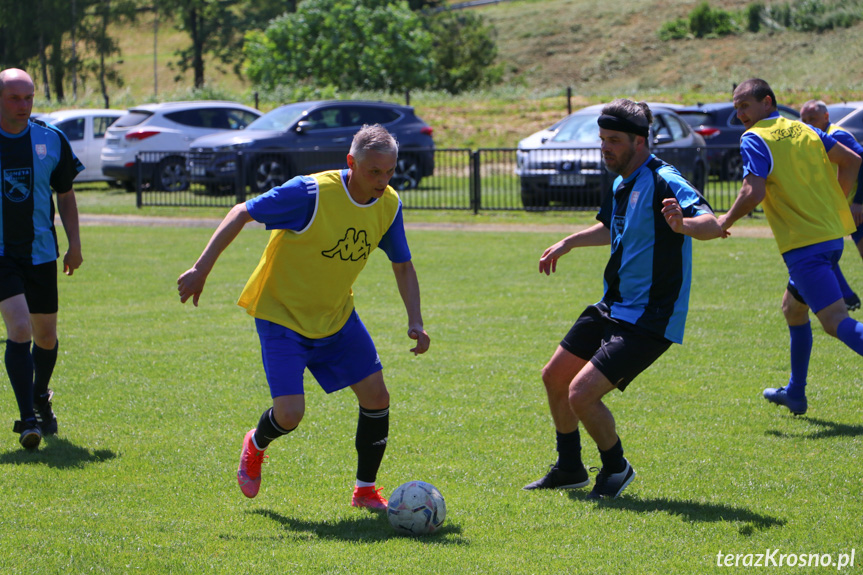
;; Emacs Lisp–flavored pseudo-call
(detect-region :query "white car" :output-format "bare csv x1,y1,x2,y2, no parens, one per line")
40,109,125,183
100,101,261,191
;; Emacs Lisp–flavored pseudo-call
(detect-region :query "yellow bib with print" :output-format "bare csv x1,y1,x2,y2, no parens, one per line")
748,117,854,253
238,170,401,338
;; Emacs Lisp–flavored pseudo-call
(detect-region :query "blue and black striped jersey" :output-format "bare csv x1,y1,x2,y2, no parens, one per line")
597,155,713,344
0,119,83,264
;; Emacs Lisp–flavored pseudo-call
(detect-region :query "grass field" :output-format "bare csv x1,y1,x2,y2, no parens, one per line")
0,208,861,573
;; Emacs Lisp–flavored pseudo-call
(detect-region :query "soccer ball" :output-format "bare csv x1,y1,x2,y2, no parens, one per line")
387,480,446,536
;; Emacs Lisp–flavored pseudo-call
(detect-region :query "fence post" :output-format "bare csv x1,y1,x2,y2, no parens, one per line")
135,157,142,208
236,151,246,204
470,150,481,214
567,86,572,116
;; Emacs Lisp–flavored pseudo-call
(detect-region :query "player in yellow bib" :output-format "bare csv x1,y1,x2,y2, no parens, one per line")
178,125,430,509
720,79,863,416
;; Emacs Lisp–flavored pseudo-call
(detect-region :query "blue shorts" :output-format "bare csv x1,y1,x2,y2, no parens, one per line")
851,222,863,245
255,310,382,398
784,239,844,313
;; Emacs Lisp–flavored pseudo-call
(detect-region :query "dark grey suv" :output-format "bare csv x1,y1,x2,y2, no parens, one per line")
189,100,435,194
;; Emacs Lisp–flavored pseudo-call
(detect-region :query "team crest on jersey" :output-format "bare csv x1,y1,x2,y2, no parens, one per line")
629,190,640,209
34,144,47,159
611,215,625,250
3,168,33,203
321,228,371,261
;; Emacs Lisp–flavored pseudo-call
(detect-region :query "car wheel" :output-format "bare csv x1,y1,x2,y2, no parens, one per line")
722,151,743,181
390,155,421,191
156,156,189,192
252,155,289,194
521,182,549,210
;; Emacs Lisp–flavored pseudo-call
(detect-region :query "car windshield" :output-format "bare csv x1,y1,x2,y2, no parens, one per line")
827,105,857,122
246,103,312,131
677,112,711,127
550,114,601,143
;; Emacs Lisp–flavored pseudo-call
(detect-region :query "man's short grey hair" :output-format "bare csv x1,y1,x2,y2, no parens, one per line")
801,99,828,114
601,99,653,142
349,124,399,159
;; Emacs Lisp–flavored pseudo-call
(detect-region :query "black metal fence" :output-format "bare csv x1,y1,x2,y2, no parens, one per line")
135,146,746,213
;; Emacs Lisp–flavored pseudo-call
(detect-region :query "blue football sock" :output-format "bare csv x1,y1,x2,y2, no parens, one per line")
786,322,812,400
837,317,863,356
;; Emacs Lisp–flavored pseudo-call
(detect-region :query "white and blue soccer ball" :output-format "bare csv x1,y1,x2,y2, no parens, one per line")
387,480,446,536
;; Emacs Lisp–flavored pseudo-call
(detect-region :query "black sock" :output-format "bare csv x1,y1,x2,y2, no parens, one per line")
254,407,295,449
555,429,583,472
32,341,58,400
599,438,626,474
355,406,389,484
5,340,35,421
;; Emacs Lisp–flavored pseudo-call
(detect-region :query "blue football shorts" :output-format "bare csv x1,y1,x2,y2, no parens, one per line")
255,310,383,398
784,239,844,313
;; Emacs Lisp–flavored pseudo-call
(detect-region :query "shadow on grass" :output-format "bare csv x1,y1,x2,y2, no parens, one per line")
766,416,863,440
0,436,117,469
569,493,785,535
218,508,466,544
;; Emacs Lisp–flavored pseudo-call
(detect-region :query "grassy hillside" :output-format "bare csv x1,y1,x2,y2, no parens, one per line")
34,0,863,149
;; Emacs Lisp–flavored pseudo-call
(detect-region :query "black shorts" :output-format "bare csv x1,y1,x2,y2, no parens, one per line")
560,304,672,391
0,256,58,314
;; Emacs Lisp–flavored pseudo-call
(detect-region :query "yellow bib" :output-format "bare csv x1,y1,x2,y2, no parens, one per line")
238,170,401,338
748,117,854,253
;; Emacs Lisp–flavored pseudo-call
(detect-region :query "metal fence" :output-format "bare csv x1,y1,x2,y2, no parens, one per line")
135,146,746,213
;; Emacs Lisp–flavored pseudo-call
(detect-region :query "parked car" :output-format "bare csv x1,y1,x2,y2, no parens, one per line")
834,102,863,143
188,100,434,194
676,102,800,180
825,101,863,124
100,101,261,191
39,109,125,183
516,103,707,208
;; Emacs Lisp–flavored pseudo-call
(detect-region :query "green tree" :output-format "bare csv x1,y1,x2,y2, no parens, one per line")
424,9,502,94
244,0,434,93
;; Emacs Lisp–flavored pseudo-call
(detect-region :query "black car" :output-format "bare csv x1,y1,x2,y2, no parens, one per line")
516,104,708,208
189,100,435,194
676,102,800,180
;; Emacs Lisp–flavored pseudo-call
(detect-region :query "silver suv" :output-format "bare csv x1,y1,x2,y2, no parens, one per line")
101,101,261,191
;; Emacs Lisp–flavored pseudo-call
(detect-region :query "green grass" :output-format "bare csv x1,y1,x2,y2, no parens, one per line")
0,218,861,573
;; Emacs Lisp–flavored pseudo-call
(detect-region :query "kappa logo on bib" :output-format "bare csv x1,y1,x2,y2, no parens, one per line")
322,228,371,261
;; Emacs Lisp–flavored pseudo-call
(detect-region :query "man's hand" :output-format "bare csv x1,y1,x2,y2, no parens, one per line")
408,325,430,356
177,268,207,307
63,247,83,276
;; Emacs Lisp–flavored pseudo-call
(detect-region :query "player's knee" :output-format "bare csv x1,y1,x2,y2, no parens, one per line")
272,403,304,430
4,321,32,343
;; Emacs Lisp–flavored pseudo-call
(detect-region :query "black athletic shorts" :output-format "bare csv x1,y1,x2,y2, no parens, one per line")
560,304,672,391
0,256,58,314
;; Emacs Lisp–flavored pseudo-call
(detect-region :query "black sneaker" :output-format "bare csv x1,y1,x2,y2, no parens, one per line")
523,465,590,490
13,419,42,450
846,293,861,312
588,460,635,499
34,389,57,435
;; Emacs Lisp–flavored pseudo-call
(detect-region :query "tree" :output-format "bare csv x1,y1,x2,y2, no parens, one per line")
423,9,502,94
244,0,434,93
155,0,247,88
